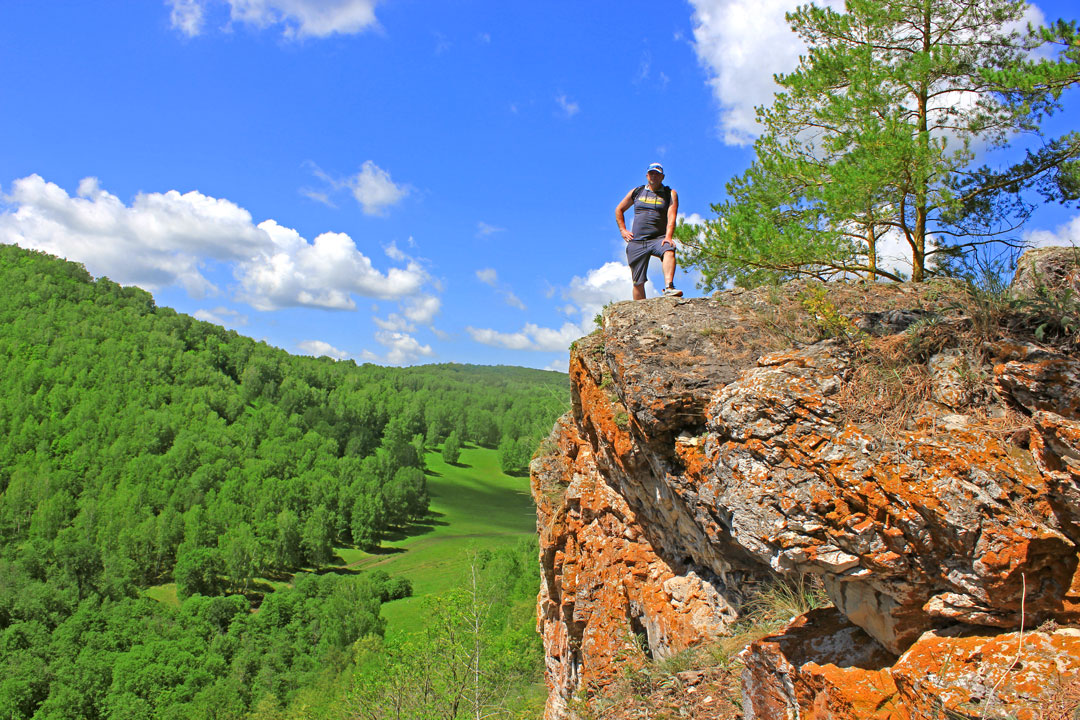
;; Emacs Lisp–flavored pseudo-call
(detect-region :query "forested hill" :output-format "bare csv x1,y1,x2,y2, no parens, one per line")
0,244,567,719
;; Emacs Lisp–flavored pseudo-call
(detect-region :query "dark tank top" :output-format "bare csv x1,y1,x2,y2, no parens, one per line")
631,185,672,239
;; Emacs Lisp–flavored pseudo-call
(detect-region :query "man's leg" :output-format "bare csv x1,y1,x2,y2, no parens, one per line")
632,283,646,301
662,250,676,287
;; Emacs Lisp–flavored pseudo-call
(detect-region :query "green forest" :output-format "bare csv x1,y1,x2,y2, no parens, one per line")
0,245,568,719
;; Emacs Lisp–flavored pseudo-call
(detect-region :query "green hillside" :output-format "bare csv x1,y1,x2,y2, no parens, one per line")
0,245,567,719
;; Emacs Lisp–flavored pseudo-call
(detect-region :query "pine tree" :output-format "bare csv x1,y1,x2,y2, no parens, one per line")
682,0,1080,288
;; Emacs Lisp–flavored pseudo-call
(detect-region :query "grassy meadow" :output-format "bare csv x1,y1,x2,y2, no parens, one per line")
340,443,538,632
144,443,538,632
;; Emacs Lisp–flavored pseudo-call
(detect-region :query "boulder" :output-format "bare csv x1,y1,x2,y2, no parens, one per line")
1011,246,1080,299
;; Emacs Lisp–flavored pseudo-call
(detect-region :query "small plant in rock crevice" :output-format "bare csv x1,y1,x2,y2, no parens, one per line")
568,576,832,720
613,410,630,430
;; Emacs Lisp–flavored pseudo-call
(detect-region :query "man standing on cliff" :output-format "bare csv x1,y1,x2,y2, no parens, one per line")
615,163,682,299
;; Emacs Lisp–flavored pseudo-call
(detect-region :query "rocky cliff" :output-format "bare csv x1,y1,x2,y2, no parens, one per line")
532,248,1080,719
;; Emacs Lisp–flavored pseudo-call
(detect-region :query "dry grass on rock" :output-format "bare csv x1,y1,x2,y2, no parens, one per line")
569,577,830,720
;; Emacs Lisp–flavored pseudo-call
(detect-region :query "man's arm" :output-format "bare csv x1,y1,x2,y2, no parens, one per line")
615,190,635,242
662,189,679,247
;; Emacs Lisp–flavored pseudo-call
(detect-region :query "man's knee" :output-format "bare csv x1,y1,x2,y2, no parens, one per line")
662,249,675,259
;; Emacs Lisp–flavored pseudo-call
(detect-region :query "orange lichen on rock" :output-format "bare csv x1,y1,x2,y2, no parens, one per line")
741,609,901,720
743,609,1080,720
893,626,1080,719
534,249,1080,720
532,342,740,720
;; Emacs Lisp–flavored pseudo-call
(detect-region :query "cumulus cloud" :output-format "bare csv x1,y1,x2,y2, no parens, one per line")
403,294,441,324
0,174,264,296
687,0,843,145
476,267,498,285
465,327,533,351
240,221,427,310
362,330,434,365
385,240,407,261
372,293,441,334
304,161,409,216
297,339,350,360
466,322,582,352
193,306,249,326
1025,214,1080,249
169,0,381,38
348,161,409,215
0,174,431,312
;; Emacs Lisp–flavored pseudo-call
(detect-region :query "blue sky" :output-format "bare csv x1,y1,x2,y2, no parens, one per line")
1,1,1077,371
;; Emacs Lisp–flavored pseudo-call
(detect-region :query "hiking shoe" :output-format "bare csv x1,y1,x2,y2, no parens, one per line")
663,285,683,298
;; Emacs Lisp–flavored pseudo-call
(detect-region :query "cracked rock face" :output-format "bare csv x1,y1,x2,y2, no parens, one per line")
742,607,1080,720
705,338,1080,653
533,268,1080,719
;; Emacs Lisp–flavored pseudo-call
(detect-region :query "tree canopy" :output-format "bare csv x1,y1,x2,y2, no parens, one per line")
0,244,568,719
680,0,1080,289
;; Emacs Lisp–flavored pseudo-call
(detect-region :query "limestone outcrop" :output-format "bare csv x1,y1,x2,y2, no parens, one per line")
532,247,1080,719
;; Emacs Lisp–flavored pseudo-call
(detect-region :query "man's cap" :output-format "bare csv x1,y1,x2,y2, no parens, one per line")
647,163,664,174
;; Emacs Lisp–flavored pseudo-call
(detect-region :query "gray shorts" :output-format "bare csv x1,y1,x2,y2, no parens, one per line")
626,237,674,286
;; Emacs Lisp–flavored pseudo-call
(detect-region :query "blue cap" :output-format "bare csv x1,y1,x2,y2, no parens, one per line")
647,163,664,174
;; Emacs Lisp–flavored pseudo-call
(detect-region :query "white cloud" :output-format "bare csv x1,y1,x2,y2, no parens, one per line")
543,358,568,373
300,188,334,207
466,261,641,354
240,221,428,310
466,322,582,352
688,0,1044,148
372,293,440,334
168,0,205,35
373,314,412,332
556,94,580,118
475,267,527,309
348,161,409,216
566,261,640,321
403,294,441,324
637,52,652,82
194,306,249,326
687,0,843,145
0,174,431,312
466,326,534,350
0,174,264,296
301,160,409,215
170,0,381,38
1025,215,1080,249
477,221,505,237
297,339,350,360
370,330,434,365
